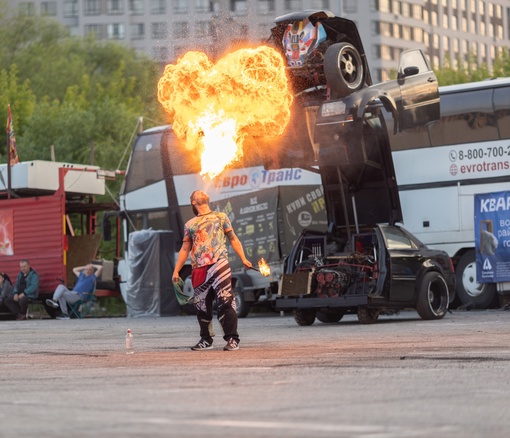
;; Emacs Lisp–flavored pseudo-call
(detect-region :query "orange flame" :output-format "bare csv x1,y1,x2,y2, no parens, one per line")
157,46,293,178
258,258,271,277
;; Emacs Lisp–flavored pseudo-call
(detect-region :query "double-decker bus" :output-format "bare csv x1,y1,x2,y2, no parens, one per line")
388,77,510,308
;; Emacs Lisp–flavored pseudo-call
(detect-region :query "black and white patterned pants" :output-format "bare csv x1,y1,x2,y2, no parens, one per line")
192,258,239,343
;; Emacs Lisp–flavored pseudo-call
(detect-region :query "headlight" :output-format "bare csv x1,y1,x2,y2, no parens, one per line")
321,101,346,117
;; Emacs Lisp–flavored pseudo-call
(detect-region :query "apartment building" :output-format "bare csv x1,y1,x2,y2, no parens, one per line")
6,0,510,82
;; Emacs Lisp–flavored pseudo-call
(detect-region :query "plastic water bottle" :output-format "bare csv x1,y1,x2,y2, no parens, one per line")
125,329,134,354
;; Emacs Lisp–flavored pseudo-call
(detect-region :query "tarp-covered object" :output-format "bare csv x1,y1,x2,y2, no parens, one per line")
125,230,180,317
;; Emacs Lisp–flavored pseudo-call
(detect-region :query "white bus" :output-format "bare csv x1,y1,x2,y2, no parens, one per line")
388,78,510,308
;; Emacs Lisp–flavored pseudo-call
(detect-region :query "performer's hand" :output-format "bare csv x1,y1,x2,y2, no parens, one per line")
242,259,252,269
172,272,180,283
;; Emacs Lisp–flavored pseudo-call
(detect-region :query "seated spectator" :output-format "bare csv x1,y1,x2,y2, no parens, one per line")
0,272,14,307
4,259,39,320
46,263,103,320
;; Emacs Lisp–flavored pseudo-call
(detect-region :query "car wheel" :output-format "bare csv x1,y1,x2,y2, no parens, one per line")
456,250,497,309
293,308,316,326
416,271,449,320
233,285,251,318
316,310,344,323
357,307,380,324
324,42,365,97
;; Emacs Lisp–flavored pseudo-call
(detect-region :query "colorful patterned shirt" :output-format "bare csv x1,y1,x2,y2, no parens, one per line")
183,211,233,269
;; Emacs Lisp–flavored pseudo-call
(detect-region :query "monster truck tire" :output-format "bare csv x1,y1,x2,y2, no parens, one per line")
324,42,365,97
416,271,449,320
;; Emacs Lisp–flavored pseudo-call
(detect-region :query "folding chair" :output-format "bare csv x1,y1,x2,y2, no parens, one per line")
68,284,97,319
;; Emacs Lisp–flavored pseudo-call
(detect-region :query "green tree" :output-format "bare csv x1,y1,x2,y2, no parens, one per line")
0,9,169,260
433,49,510,86
0,10,166,171
0,64,36,154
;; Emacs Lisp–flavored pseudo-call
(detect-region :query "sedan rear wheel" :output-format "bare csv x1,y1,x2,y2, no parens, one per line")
293,309,316,326
316,309,344,323
416,271,449,320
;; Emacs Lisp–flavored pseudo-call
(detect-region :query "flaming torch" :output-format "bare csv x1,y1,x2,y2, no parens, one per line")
250,258,271,277
157,46,293,178
258,258,271,277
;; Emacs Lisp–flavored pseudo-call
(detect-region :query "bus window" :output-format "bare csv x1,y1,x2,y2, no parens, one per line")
429,89,498,146
160,128,267,176
494,86,510,139
128,210,170,233
124,132,165,193
161,129,201,176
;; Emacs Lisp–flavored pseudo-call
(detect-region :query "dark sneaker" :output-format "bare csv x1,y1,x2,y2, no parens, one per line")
46,299,59,309
16,314,27,321
56,314,70,320
223,338,239,351
191,339,213,351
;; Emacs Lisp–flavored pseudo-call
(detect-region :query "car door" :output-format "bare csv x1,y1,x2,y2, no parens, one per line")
378,225,422,302
396,49,440,130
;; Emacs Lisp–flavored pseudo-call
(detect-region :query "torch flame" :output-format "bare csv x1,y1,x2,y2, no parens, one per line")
157,46,293,178
258,258,271,277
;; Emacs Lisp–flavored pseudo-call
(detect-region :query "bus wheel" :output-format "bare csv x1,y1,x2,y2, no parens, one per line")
416,271,449,320
456,250,497,309
293,309,316,326
357,307,379,324
316,309,344,323
324,42,365,97
233,285,251,318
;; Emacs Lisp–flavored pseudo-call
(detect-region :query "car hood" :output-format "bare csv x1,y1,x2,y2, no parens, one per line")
318,124,403,230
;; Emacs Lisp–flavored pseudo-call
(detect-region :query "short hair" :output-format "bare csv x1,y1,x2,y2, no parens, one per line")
190,190,209,206
20,259,30,265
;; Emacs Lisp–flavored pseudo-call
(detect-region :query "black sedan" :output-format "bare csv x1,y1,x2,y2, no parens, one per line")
275,224,456,326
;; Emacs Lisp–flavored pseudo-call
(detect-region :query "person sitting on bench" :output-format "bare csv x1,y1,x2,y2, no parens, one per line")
4,260,39,321
46,263,103,320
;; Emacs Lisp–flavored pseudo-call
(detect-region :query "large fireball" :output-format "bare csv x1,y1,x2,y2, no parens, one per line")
157,46,293,178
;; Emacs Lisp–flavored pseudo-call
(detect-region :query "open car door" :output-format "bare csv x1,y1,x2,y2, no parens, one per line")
395,49,440,130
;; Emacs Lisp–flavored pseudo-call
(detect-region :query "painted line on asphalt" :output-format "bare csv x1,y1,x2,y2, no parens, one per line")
141,417,457,436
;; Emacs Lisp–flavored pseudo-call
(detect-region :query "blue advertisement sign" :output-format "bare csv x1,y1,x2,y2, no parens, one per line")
474,191,510,283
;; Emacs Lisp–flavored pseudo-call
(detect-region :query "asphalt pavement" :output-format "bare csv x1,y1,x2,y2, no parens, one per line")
1,309,509,437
